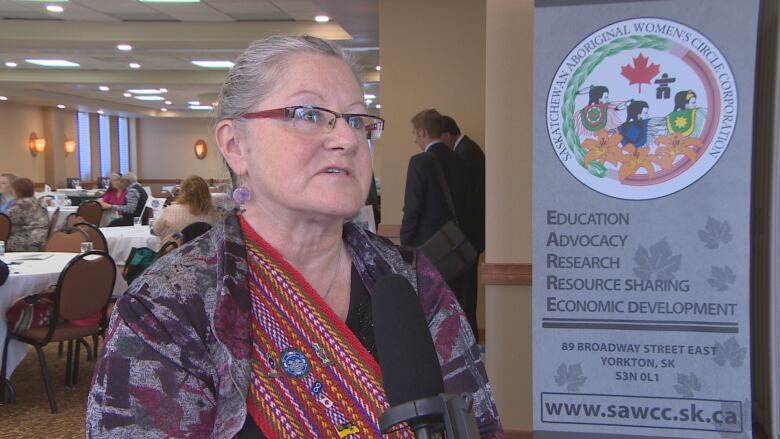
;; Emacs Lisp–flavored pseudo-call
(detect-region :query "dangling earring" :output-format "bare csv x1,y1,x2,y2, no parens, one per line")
232,185,251,205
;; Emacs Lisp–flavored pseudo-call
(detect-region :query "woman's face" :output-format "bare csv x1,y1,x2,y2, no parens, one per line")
111,178,121,190
639,107,649,120
0,177,9,195
230,53,372,222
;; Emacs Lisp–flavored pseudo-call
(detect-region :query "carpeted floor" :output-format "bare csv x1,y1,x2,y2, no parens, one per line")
0,342,96,438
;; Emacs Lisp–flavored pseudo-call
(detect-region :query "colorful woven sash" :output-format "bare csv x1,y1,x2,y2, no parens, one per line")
241,218,412,438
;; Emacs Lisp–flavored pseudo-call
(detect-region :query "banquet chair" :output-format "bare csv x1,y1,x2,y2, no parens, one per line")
46,227,90,253
66,213,87,228
76,200,102,226
0,212,10,242
73,222,108,252
47,207,60,237
180,222,212,244
156,240,180,259
0,251,116,413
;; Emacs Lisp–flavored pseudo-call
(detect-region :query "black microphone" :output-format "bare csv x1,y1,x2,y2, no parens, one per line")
372,274,480,438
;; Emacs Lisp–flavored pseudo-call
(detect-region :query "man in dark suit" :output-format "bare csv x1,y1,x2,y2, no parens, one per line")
401,109,476,337
442,115,485,338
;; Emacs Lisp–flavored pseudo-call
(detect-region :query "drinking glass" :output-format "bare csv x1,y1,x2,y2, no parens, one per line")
133,217,142,228
80,242,93,253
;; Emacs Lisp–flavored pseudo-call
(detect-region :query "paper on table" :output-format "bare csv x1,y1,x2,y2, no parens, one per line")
10,254,54,261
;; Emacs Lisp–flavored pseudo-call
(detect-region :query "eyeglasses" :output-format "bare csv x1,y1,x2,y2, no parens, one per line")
239,106,385,140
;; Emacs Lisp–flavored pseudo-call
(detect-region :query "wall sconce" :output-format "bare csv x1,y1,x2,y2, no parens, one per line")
64,138,77,155
29,132,46,157
194,139,207,160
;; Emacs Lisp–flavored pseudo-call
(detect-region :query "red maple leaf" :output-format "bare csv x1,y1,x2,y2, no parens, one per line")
621,53,660,93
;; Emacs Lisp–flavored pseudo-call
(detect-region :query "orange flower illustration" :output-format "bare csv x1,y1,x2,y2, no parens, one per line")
618,144,657,182
582,129,624,166
654,133,702,169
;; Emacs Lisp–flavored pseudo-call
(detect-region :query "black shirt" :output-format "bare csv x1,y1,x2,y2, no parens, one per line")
237,264,373,438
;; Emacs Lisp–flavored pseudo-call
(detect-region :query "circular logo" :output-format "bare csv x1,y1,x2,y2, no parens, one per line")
546,18,736,200
280,348,310,378
151,199,160,208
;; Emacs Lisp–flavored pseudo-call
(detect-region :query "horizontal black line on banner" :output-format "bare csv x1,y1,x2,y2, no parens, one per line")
542,317,738,326
542,322,739,333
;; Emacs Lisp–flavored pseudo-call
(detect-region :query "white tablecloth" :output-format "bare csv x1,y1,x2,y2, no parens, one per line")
100,226,161,264
0,252,131,378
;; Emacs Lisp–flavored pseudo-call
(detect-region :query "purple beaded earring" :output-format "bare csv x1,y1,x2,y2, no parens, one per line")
232,185,251,205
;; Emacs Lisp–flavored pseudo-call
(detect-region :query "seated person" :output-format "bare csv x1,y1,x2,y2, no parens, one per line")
6,178,49,252
100,172,148,227
100,173,127,207
152,176,218,240
0,173,17,214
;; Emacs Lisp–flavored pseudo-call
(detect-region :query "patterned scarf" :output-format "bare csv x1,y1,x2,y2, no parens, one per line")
241,218,412,438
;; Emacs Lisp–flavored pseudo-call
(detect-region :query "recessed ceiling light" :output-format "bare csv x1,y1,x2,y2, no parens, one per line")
191,60,234,69
134,96,165,101
129,63,141,69
127,88,164,94
26,59,80,67
57,104,66,109
159,88,167,93
98,85,110,91
365,99,373,105
139,0,201,3
189,105,213,110
375,104,381,109
46,5,64,12
363,94,376,100
117,44,133,51
164,100,172,105
315,15,330,23
161,108,168,112
123,92,132,98
375,66,382,71
188,100,200,106
0,96,8,101
97,110,104,115
4,62,16,68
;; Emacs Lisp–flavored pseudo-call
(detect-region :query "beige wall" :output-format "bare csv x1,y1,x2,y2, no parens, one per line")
0,102,46,182
485,0,534,432
377,0,486,224
136,116,225,180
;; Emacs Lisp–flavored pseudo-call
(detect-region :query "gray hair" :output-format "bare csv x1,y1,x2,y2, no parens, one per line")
213,35,362,186
121,172,137,184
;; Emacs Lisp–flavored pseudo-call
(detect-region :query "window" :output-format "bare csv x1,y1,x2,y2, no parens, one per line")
98,114,111,177
77,112,91,180
117,117,129,174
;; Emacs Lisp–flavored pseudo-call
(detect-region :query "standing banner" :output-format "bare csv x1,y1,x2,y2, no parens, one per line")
533,1,759,438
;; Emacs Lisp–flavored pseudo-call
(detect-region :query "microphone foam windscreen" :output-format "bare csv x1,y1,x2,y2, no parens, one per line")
372,274,444,406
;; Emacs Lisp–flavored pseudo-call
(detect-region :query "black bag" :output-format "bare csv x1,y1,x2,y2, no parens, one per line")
418,155,478,283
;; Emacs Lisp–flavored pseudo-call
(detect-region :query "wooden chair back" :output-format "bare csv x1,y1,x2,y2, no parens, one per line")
0,212,9,242
73,222,108,252
76,200,102,226
45,227,90,252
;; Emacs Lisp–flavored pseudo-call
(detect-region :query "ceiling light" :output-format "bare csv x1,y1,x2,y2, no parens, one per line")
375,66,382,71
123,92,132,98
129,62,141,69
4,62,17,68
134,96,165,101
164,100,172,105
191,60,234,69
26,59,80,67
0,96,7,101
315,15,330,23
365,99,373,105
188,100,200,106
159,88,167,93
375,104,382,109
117,44,132,51
139,0,200,2
98,85,110,91
189,105,213,110
97,110,104,115
46,5,64,12
161,108,168,112
363,94,376,100
127,88,164,94
57,104,66,109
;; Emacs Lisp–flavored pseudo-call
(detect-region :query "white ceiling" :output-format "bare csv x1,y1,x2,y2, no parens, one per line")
0,0,380,117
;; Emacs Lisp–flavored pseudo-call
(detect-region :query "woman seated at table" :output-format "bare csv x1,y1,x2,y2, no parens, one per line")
0,173,17,214
100,173,127,208
151,175,218,240
100,172,148,227
6,178,48,252
87,36,503,437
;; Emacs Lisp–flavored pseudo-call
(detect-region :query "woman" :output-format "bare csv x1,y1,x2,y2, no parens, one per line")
6,178,49,252
0,173,17,214
100,173,127,207
618,100,650,148
151,175,218,239
87,36,503,438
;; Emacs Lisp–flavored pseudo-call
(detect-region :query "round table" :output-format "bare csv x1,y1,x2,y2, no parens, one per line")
99,225,161,264
0,251,131,379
